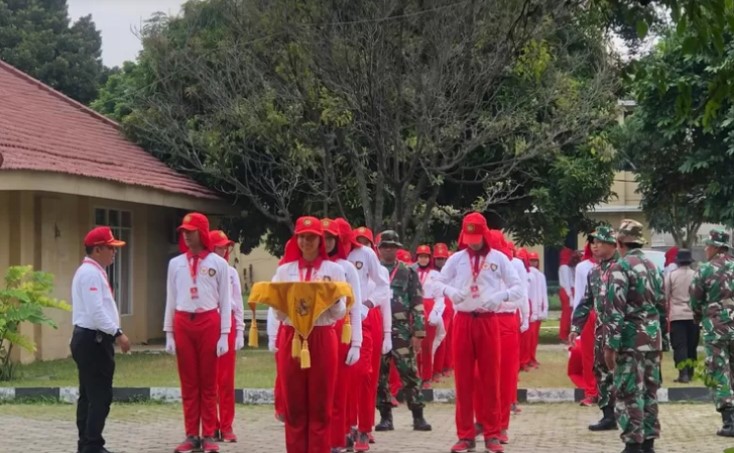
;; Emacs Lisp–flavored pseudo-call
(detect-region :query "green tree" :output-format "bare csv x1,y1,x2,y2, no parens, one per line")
0,0,105,104
94,0,619,252
0,266,70,381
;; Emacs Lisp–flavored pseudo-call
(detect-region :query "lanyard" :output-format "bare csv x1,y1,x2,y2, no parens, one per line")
83,258,113,295
389,264,400,283
188,255,200,285
470,254,487,283
418,268,429,285
299,264,319,282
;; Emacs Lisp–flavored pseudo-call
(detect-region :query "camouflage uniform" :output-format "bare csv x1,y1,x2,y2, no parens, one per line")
689,228,734,427
571,225,619,411
603,220,668,448
377,259,426,410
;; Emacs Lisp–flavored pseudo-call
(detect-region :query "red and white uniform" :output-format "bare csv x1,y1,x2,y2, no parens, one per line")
437,215,522,448
347,244,392,436
164,252,232,439
558,248,575,341
529,266,548,366
573,245,597,399
415,265,445,384
216,265,244,436
272,258,347,453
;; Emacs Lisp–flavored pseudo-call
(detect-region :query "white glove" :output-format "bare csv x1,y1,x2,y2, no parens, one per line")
483,290,508,311
428,310,441,326
520,319,530,333
268,336,278,353
382,334,393,355
444,287,467,303
165,332,176,355
345,345,361,366
217,333,230,357
530,314,539,322
235,330,245,350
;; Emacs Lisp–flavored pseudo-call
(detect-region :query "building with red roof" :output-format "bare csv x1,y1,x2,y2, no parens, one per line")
0,60,233,361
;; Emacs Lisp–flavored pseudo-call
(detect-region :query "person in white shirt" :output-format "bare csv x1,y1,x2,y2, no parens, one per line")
412,244,446,388
516,248,534,372
489,232,527,444
270,216,347,453
558,247,576,342
164,213,231,453
432,243,455,379
321,218,363,453
209,230,245,443
573,241,595,313
437,212,522,453
71,226,130,453
528,252,548,368
346,222,392,451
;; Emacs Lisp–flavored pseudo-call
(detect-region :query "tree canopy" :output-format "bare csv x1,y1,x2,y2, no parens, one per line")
94,0,620,253
0,0,105,104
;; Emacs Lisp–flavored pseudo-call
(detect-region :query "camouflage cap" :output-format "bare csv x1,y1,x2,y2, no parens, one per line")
377,230,403,248
589,225,616,244
616,219,646,245
704,227,730,248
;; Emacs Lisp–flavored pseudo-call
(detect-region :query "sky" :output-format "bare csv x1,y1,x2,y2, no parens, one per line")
67,0,188,67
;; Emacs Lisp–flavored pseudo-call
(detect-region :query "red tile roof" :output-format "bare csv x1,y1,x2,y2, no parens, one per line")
0,60,218,200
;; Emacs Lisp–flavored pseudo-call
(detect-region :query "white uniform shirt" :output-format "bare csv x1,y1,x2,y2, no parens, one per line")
336,258,363,347
498,258,530,323
559,264,574,297
271,260,347,326
71,258,120,336
572,259,594,311
415,267,446,316
349,246,392,334
437,249,522,312
530,267,549,320
164,252,232,334
229,266,245,331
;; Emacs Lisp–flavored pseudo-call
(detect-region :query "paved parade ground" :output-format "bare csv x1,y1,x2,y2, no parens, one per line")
4,402,733,453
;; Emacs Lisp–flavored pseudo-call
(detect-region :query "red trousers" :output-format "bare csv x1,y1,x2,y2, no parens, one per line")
530,320,541,364
217,313,237,434
453,312,501,440
434,298,455,376
520,325,533,368
559,289,571,341
497,313,519,431
330,321,351,449
418,299,436,383
366,309,383,430
274,323,286,418
567,339,585,389
347,313,374,433
277,325,338,453
580,310,598,398
174,310,220,437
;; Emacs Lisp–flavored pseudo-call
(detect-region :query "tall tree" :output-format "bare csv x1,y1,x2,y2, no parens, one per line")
94,0,619,253
0,0,104,104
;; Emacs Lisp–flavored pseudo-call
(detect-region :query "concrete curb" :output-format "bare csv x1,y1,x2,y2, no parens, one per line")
0,386,712,404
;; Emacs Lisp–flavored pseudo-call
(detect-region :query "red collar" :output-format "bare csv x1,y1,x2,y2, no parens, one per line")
299,256,324,269
186,250,211,260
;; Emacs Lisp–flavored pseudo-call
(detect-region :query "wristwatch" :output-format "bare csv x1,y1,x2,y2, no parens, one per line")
114,329,123,338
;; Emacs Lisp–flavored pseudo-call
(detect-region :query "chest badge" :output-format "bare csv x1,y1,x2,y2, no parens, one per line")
208,268,217,277
355,261,363,270
490,263,498,272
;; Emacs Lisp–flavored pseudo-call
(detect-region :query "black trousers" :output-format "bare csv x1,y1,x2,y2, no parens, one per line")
670,319,700,374
71,327,115,453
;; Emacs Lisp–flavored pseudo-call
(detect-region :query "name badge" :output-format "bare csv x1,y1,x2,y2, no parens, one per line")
190,286,199,300
470,284,481,300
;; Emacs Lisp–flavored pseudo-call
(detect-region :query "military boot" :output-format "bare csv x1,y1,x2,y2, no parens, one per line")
621,443,641,453
375,407,394,431
588,405,617,431
641,438,655,453
411,407,432,431
717,407,734,437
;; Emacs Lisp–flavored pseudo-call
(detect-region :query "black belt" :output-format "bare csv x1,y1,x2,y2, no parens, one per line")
74,325,114,342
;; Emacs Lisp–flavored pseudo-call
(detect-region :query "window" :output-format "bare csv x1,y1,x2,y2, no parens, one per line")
95,208,133,316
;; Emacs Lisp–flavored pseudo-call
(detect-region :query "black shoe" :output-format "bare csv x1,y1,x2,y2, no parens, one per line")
345,429,355,452
717,407,734,437
411,407,432,431
375,406,394,431
589,405,617,431
622,443,642,453
641,438,655,453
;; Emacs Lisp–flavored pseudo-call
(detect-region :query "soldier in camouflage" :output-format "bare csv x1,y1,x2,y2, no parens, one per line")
569,225,620,432
689,227,734,437
603,219,668,453
374,230,431,432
